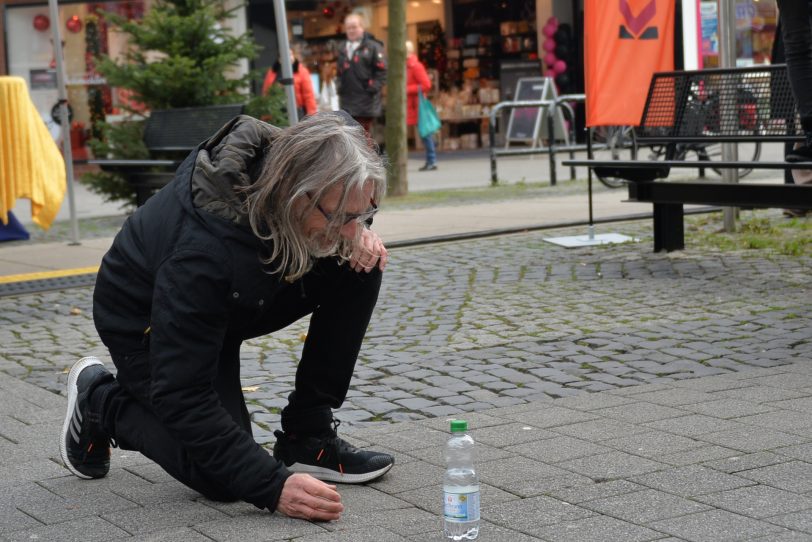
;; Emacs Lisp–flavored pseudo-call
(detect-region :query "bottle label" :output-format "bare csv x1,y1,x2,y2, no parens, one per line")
443,489,480,522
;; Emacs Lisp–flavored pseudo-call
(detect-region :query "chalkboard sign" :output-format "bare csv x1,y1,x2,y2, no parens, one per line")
505,77,568,148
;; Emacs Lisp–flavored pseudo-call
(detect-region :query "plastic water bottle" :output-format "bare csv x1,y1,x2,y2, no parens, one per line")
443,419,480,540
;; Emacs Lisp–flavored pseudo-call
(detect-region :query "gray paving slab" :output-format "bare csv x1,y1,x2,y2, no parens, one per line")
601,430,707,459
128,528,216,541
545,479,646,505
737,460,812,493
657,444,744,467
194,512,330,541
767,510,812,534
701,415,812,449
641,414,746,437
301,525,414,542
630,465,754,497
580,487,711,524
483,494,595,533
505,435,613,463
408,520,544,542
702,451,792,474
2,516,132,541
648,509,791,541
554,450,667,481
532,514,666,542
101,501,229,535
693,485,812,519
2,213,812,540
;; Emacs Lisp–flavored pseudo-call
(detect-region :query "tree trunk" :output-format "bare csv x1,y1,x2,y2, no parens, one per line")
385,0,408,196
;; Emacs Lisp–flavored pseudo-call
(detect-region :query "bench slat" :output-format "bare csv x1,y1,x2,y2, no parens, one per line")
629,182,812,209
564,159,812,170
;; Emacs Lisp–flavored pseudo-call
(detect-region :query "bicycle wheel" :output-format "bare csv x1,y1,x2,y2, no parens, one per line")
592,126,638,188
702,141,762,178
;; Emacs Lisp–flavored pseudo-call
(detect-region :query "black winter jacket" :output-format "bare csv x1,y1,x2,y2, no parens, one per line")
93,116,307,512
336,32,387,117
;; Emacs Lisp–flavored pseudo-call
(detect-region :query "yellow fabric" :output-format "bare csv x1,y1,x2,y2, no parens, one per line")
0,76,66,229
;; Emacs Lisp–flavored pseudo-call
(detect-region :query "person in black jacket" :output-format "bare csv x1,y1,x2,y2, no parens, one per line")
777,0,812,162
336,13,387,134
59,111,393,522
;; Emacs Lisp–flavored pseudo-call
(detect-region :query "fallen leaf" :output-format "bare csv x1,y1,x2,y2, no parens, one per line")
241,386,260,393
69,307,82,315
299,333,307,342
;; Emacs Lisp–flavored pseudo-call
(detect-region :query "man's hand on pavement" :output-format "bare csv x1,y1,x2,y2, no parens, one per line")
277,473,344,521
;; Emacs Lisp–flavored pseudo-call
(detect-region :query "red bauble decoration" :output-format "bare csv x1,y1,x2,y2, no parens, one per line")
66,15,83,33
33,14,50,32
322,6,334,19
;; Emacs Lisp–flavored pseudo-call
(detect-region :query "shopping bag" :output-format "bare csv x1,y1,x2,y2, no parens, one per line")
417,90,441,138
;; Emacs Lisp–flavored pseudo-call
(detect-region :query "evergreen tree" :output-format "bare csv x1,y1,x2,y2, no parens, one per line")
83,0,285,207
97,0,258,109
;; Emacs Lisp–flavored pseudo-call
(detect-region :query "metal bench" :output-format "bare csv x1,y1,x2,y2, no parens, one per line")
564,65,812,251
90,103,244,206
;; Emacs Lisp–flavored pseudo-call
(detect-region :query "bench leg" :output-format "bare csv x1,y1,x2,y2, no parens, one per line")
653,203,684,252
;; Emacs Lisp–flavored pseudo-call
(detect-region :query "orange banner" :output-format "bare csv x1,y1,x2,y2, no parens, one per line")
585,0,675,127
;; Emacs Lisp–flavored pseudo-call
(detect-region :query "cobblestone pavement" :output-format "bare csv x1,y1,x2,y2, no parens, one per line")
1,220,810,446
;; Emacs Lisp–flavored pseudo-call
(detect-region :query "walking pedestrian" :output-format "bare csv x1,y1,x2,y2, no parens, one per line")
262,47,317,118
60,111,393,522
406,40,438,171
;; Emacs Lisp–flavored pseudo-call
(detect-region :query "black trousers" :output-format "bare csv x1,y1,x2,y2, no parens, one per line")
97,261,382,501
778,0,812,123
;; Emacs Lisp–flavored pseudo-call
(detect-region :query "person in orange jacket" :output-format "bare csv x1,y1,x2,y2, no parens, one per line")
263,48,317,118
405,41,437,171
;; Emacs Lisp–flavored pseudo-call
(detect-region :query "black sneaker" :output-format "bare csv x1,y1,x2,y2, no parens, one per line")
418,163,438,171
60,357,114,479
273,421,394,483
786,138,812,162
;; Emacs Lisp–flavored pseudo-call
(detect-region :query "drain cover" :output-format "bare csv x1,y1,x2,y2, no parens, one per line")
0,272,97,297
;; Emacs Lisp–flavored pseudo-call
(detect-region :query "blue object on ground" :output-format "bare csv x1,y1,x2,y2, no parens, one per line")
0,211,30,242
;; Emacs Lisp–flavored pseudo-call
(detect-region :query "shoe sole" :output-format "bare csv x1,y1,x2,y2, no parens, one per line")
60,356,103,479
285,461,394,484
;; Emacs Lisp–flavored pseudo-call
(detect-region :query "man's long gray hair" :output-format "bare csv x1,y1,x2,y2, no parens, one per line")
244,112,386,281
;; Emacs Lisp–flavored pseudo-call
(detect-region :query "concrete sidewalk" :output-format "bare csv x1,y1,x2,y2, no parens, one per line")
1,145,788,279
2,145,810,541
0,189,656,278
2,360,811,540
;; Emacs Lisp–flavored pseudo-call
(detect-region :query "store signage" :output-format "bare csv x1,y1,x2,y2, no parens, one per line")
29,69,57,90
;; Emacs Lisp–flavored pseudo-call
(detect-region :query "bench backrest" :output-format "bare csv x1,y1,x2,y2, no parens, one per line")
636,65,803,144
143,103,245,152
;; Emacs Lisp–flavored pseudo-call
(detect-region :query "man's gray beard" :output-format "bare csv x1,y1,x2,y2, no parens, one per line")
305,231,342,259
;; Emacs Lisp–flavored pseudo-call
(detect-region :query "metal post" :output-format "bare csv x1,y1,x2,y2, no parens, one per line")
718,0,738,232
489,108,498,185
547,104,557,186
272,0,298,125
48,0,80,245
586,127,594,239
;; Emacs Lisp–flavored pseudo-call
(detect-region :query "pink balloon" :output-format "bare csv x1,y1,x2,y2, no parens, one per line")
553,59,567,74
543,38,556,52
543,24,556,37
544,52,557,66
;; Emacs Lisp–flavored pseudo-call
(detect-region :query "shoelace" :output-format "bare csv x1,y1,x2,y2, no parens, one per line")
314,419,353,475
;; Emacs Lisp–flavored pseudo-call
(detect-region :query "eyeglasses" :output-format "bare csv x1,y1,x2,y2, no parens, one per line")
307,192,378,225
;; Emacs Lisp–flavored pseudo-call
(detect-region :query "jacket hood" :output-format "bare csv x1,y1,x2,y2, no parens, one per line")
272,59,300,74
189,115,281,227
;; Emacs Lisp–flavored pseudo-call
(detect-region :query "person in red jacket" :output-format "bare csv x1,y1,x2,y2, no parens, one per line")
263,48,317,118
406,41,437,171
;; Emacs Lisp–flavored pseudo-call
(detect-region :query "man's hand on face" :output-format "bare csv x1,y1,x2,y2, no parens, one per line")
350,227,388,273
277,473,344,521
